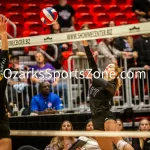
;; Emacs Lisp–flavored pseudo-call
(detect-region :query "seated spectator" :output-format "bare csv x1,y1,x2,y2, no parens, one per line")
113,25,138,106
73,23,98,56
113,119,132,150
132,118,150,150
79,119,101,150
30,81,62,114
132,0,150,22
134,29,150,106
95,37,135,71
30,51,68,108
45,120,77,150
7,56,29,109
53,0,75,32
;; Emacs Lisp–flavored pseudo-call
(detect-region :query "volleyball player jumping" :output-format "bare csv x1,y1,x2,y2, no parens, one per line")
0,15,12,150
82,40,134,150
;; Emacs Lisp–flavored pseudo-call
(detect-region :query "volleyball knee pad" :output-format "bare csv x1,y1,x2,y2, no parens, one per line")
116,140,128,150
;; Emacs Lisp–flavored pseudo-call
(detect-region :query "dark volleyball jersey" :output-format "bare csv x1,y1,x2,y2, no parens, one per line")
134,36,150,67
0,50,9,122
84,46,117,116
53,4,75,28
132,137,150,150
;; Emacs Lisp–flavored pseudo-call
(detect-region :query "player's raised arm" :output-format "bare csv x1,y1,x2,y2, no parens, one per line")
0,15,8,51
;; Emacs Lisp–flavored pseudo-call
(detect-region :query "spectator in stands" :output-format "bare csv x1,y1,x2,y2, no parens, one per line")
132,0,150,22
134,25,150,106
72,24,98,107
95,37,135,71
113,119,132,150
132,118,150,150
50,21,61,34
30,51,68,107
45,120,77,150
30,81,61,114
113,33,137,68
79,119,101,150
108,21,116,27
53,0,75,32
113,23,138,106
7,56,29,110
73,24,98,55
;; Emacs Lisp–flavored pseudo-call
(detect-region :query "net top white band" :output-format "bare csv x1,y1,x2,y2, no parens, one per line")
0,22,150,48
11,130,150,138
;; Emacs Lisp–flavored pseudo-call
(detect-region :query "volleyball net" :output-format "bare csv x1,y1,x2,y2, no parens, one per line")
10,130,150,138
3,22,150,113
0,22,150,48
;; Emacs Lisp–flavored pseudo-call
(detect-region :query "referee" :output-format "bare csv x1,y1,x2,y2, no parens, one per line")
0,15,12,150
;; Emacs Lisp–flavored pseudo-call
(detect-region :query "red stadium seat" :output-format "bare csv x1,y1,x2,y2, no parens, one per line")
41,24,51,34
24,12,40,22
122,5,133,13
13,22,23,37
7,0,24,4
40,4,53,9
134,117,150,122
96,13,110,22
6,12,24,23
0,4,6,15
76,5,89,13
0,0,7,4
126,13,138,23
23,30,39,37
127,0,133,5
7,22,23,38
114,13,127,22
78,21,98,29
74,23,80,30
68,0,82,5
98,21,109,27
116,0,127,5
92,5,106,13
24,4,41,13
24,21,42,32
81,0,100,5
23,31,39,53
127,13,139,24
78,13,93,22
107,5,121,13
7,23,15,37
6,4,24,13
117,21,128,26
100,0,112,5
43,0,58,5
26,0,42,4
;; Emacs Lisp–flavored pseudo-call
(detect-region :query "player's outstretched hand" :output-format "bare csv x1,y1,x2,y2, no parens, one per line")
0,14,7,33
81,40,89,47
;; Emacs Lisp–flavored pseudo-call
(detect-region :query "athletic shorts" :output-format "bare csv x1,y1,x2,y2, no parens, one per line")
0,122,10,139
92,110,116,130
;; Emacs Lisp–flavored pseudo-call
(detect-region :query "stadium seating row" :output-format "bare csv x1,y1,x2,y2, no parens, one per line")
1,3,133,14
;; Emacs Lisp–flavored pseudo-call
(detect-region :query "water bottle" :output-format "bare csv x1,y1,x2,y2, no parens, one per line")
59,103,64,114
61,103,64,109
13,104,18,116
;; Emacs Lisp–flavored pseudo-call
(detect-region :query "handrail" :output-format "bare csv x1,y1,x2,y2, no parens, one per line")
1,14,17,38
37,44,58,62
